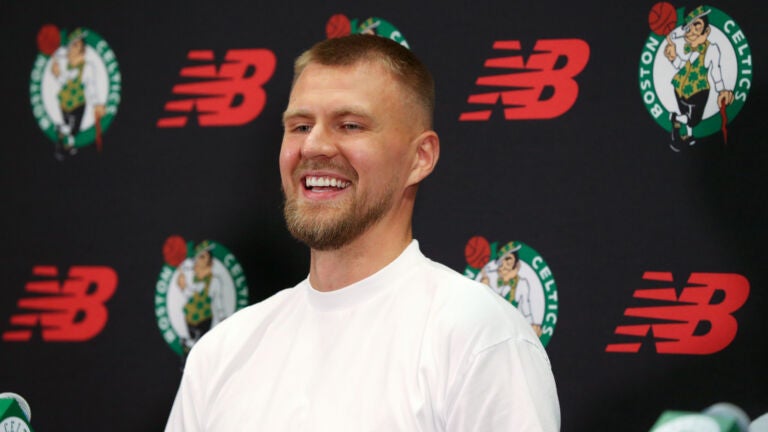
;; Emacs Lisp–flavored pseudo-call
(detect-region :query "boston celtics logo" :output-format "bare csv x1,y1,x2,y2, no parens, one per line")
639,4,752,152
325,14,410,48
29,25,121,159
155,236,249,357
464,236,559,346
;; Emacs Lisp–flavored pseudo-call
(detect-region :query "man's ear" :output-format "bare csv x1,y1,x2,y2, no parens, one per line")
407,130,440,187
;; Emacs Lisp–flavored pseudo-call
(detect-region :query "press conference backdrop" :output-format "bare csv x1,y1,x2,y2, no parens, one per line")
1,0,765,430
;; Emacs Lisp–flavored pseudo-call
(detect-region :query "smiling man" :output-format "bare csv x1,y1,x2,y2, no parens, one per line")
165,35,560,432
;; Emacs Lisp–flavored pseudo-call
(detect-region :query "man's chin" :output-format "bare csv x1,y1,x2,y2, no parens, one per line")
286,222,356,251
284,206,352,249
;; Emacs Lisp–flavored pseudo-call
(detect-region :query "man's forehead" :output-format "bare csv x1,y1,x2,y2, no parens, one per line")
296,60,394,84
286,62,400,108
285,59,427,129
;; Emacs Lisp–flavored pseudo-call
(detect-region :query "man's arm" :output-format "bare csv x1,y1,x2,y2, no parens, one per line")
444,336,560,432
210,277,227,324
705,44,735,106
664,31,688,69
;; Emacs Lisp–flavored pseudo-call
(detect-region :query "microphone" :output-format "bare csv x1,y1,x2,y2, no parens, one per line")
650,402,750,432
751,413,768,432
0,392,33,432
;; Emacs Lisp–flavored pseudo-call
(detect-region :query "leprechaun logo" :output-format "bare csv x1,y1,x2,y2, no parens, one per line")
464,236,559,346
325,14,409,48
155,236,249,357
29,25,121,160
639,4,752,152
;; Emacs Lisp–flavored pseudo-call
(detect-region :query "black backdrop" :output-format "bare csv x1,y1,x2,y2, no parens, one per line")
1,0,766,430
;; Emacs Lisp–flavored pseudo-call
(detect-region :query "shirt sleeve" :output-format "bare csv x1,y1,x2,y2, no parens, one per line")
706,43,726,92
165,350,206,432
211,277,227,323
517,280,533,321
82,62,101,106
444,336,561,432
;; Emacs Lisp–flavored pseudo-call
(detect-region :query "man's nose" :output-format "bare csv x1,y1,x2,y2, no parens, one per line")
301,124,338,159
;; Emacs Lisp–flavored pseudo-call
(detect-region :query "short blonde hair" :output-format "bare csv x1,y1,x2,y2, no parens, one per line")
293,34,435,128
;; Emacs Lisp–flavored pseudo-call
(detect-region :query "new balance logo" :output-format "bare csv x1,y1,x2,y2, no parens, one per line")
460,39,590,121
3,266,118,342
157,49,277,127
606,272,749,355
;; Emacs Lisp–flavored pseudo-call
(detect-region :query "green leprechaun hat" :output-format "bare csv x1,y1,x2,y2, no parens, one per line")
497,241,522,261
684,6,711,31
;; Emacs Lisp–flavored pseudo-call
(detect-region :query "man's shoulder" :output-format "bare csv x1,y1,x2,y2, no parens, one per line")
416,255,535,344
190,284,302,355
419,255,504,308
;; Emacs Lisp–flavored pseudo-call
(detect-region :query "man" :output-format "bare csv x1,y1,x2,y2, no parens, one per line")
663,5,734,151
50,28,105,158
166,34,560,431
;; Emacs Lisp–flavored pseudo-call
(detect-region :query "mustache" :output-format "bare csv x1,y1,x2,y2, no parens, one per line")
294,159,357,180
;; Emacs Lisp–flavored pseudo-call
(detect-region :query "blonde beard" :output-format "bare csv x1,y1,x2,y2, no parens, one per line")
283,187,394,251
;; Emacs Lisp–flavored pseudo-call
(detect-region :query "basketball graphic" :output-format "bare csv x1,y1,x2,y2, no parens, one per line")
464,236,491,269
36,24,61,56
163,235,188,267
326,14,351,39
648,2,677,36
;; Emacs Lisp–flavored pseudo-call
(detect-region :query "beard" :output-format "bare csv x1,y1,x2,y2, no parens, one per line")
283,182,395,251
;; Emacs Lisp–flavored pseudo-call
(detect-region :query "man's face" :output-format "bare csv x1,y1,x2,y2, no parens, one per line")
684,18,710,48
498,254,519,281
280,61,422,250
67,39,85,64
193,251,213,278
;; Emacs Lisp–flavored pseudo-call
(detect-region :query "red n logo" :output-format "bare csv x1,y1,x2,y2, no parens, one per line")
460,39,590,121
3,266,118,342
606,272,749,354
158,49,277,127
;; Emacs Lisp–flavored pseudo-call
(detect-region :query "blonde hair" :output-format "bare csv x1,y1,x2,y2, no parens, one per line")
293,35,435,127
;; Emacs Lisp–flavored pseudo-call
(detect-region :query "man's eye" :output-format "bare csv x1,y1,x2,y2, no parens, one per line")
293,125,312,133
341,123,362,131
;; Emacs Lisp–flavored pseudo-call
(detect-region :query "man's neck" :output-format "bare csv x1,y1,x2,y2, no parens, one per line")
307,217,413,292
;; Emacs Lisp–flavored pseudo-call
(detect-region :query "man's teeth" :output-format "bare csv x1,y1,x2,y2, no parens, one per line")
305,176,351,189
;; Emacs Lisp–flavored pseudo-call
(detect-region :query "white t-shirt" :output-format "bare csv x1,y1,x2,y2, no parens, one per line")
165,241,560,431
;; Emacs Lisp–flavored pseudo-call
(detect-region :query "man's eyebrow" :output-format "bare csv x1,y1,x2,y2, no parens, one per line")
330,106,371,119
282,109,312,125
282,107,373,124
